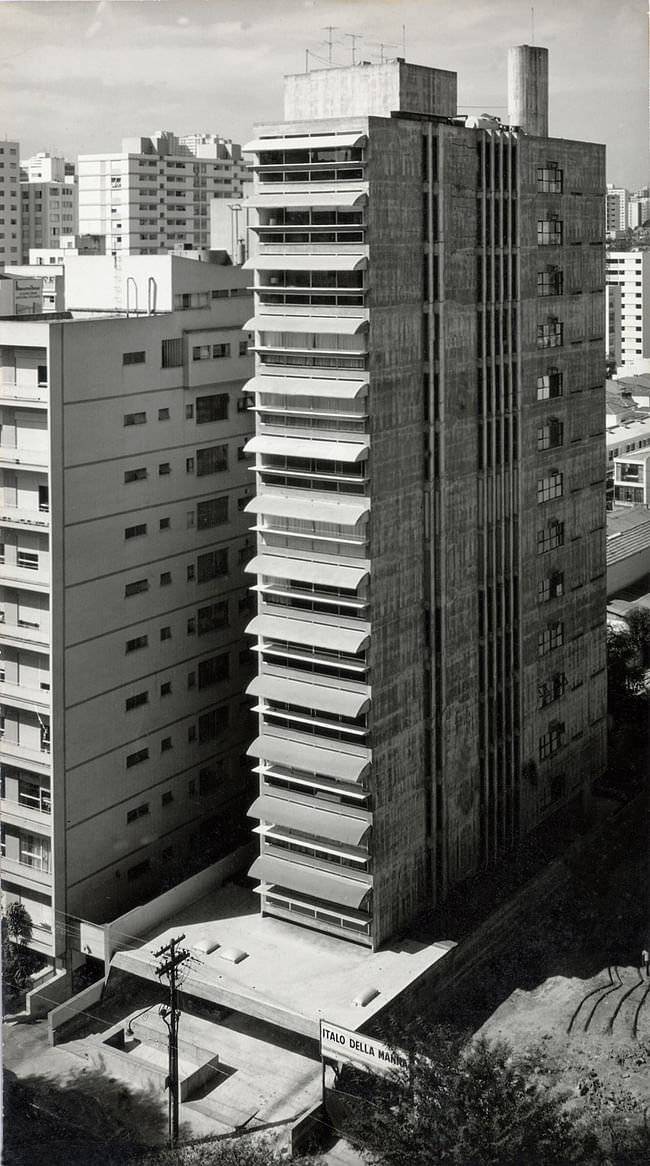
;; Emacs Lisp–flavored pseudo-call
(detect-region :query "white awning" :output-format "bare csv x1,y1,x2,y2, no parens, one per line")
246,613,370,653
247,734,370,783
245,493,370,524
248,795,371,846
248,854,371,909
245,374,368,399
244,253,367,271
245,314,368,335
247,674,370,717
246,191,368,209
244,434,369,462
244,132,367,152
245,554,369,589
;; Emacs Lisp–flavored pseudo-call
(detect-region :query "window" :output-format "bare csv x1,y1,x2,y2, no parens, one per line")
124,467,147,483
237,393,255,413
539,722,565,761
198,653,230,689
537,320,563,349
126,748,149,768
197,548,228,582
239,339,249,356
159,517,171,530
187,564,196,581
193,344,211,361
538,621,564,656
537,472,563,503
125,523,147,539
125,579,149,597
160,681,172,696
537,520,564,555
198,600,228,634
185,457,195,474
160,626,171,641
197,496,228,529
162,338,183,368
158,407,170,421
537,370,563,400
17,552,38,570
125,691,148,711
237,444,252,461
158,462,171,476
124,412,146,426
198,705,229,743
237,495,250,511
160,571,171,586
212,343,231,359
188,671,196,689
39,485,49,512
127,802,149,823
196,394,228,423
538,572,564,603
162,791,173,806
186,404,194,419
537,166,563,193
537,218,562,245
126,635,148,652
123,351,146,365
161,737,172,752
537,672,568,708
537,269,563,297
197,445,228,476
537,418,564,450
127,860,150,882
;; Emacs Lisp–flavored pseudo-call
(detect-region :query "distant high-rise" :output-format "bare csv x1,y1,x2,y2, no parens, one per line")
20,153,78,262
0,140,22,265
242,51,607,949
77,130,248,256
606,250,650,373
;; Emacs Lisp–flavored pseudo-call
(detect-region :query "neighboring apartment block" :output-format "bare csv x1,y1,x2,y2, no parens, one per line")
77,130,248,256
20,162,78,262
0,140,22,265
606,185,628,234
606,250,650,371
0,257,256,969
242,50,607,950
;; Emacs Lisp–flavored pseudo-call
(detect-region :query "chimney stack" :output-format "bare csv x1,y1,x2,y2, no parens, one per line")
507,45,549,136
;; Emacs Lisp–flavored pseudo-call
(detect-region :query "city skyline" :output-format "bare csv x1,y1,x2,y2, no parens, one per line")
1,0,648,189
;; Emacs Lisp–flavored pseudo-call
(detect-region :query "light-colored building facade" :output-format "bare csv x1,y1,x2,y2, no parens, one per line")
612,448,650,507
0,256,256,969
241,52,607,950
0,140,22,265
77,131,248,257
606,250,650,372
606,185,628,235
20,154,78,263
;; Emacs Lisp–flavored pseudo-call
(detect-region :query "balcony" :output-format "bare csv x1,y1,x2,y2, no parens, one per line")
0,564,50,593
0,381,48,406
0,679,50,714
0,447,49,472
0,621,50,650
1,797,52,833
0,740,51,775
0,505,50,532
0,853,52,890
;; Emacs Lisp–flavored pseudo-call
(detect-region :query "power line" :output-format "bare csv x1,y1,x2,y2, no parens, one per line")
153,933,191,1148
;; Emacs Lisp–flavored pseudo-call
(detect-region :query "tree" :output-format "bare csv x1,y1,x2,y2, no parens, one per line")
626,606,650,669
2,903,36,1007
333,1031,598,1166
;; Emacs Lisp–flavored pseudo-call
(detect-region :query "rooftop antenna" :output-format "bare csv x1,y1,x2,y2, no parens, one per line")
369,41,399,63
345,32,362,65
531,7,535,44
402,23,406,57
322,25,337,65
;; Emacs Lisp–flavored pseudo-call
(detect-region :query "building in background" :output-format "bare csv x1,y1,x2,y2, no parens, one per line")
606,185,628,236
606,250,650,374
0,140,22,265
20,153,78,262
77,131,248,257
241,49,607,950
0,255,257,973
0,273,43,316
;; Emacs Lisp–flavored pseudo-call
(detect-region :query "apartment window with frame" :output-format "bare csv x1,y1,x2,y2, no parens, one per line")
17,551,38,570
126,748,149,769
537,520,564,555
161,337,183,368
537,471,563,503
125,579,148,597
537,269,563,297
197,496,228,530
198,600,229,634
537,418,564,451
125,523,147,539
537,217,563,245
125,691,148,711
198,705,229,743
197,548,228,582
123,350,146,365
239,339,249,356
212,343,231,359
198,652,230,689
538,572,564,603
126,635,148,652
536,165,563,194
537,672,568,709
197,445,228,476
158,462,171,476
539,722,565,762
124,467,147,483
124,412,146,426
537,369,563,400
192,344,211,361
537,320,563,349
161,681,172,696
158,408,170,421
196,393,228,423
538,621,564,656
237,393,254,413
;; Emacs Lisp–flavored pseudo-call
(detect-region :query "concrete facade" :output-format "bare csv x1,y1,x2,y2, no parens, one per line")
0,140,22,265
77,131,248,256
20,155,78,263
241,55,607,950
0,257,256,968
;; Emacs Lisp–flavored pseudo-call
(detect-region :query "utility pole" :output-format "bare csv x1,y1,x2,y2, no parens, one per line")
154,934,190,1148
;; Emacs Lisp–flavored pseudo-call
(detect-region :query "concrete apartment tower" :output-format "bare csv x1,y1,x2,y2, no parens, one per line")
0,141,22,265
242,50,607,949
0,257,256,972
20,153,78,262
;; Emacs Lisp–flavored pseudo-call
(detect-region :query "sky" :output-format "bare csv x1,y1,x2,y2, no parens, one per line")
1,0,648,188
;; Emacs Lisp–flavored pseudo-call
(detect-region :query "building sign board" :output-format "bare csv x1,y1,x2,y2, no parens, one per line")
320,1019,409,1074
